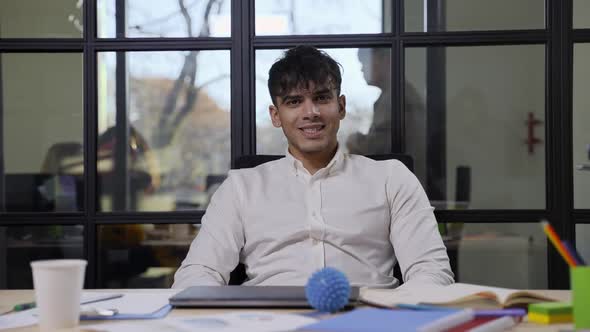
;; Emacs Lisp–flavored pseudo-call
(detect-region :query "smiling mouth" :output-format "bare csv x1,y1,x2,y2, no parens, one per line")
299,125,325,138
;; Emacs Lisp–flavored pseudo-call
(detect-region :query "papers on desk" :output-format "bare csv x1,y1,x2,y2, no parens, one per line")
80,291,175,320
0,291,173,330
85,312,317,332
0,310,38,330
0,292,122,330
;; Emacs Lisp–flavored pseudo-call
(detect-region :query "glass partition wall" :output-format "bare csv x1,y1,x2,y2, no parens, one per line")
0,0,583,289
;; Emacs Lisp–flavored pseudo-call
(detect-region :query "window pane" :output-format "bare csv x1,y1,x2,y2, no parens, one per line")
2,53,84,212
405,0,544,32
405,45,545,209
0,0,83,38
1,225,84,289
256,48,392,155
255,0,390,35
574,44,590,208
98,224,194,288
97,51,230,212
574,0,590,28
443,222,547,288
97,0,230,38
576,224,590,264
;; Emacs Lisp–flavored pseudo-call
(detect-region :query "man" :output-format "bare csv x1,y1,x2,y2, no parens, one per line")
347,48,427,183
347,47,392,155
173,46,453,288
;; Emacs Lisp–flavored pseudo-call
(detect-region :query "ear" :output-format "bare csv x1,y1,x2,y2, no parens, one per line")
338,95,346,120
269,105,282,128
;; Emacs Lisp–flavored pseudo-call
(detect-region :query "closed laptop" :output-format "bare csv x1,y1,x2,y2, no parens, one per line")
169,285,359,308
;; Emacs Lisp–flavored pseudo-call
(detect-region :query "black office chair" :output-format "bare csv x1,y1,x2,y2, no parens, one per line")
4,173,84,212
227,153,413,285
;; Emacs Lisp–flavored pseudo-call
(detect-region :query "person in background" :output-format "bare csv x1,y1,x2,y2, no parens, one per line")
347,48,427,183
346,47,392,155
173,45,453,289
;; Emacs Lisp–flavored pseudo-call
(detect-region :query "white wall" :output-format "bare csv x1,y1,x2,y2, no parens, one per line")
573,42,590,260
445,0,544,31
442,0,547,287
445,45,545,209
406,0,544,32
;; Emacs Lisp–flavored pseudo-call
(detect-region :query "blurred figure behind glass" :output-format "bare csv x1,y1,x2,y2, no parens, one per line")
347,48,427,183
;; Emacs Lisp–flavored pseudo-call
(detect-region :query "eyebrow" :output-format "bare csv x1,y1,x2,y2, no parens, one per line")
281,88,333,100
280,94,302,105
279,88,334,105
312,88,332,96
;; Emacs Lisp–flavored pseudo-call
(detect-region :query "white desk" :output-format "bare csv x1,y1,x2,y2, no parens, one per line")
0,289,572,332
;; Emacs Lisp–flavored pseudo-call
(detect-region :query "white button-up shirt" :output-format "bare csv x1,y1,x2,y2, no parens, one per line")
173,147,454,289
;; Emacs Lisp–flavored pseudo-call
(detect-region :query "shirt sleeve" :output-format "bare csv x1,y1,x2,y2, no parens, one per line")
387,162,455,288
172,172,245,288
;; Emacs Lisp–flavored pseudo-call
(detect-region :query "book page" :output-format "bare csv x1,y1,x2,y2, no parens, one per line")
361,283,556,309
441,284,555,306
361,283,503,307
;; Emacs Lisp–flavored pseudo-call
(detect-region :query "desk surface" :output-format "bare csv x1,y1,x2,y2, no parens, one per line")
0,289,572,332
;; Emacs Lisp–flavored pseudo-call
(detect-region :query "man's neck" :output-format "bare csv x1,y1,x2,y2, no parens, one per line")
289,145,338,175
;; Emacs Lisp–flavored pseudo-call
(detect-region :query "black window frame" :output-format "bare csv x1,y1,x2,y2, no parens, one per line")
0,0,581,289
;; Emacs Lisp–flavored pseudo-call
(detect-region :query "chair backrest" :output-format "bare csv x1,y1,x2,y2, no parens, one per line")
4,173,84,212
228,153,413,285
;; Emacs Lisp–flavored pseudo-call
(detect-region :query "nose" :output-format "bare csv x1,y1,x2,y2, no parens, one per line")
302,99,321,119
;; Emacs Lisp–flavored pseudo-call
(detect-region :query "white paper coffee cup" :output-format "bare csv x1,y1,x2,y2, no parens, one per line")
31,259,87,331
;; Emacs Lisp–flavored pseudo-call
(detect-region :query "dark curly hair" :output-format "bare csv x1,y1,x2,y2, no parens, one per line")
268,45,342,106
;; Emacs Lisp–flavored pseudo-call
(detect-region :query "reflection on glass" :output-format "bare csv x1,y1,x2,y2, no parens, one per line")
573,44,590,208
97,51,231,212
405,45,545,209
576,224,590,265
405,0,544,32
574,0,590,28
1,225,84,289
0,0,83,38
256,48,391,155
2,53,84,212
255,0,389,35
97,0,230,38
98,224,196,288
442,222,547,288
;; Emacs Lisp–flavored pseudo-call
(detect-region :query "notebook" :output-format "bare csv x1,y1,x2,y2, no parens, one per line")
361,283,559,309
169,286,360,308
297,308,474,332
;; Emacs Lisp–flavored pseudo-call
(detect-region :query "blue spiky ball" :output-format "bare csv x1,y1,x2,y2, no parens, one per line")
305,267,351,312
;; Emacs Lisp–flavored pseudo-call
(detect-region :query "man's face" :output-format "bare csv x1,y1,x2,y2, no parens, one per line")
358,49,386,88
269,82,346,159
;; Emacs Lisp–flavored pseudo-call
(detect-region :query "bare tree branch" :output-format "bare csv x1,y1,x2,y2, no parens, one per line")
154,0,223,147
179,0,194,37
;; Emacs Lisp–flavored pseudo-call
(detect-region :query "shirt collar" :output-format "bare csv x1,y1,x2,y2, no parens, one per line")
284,144,345,177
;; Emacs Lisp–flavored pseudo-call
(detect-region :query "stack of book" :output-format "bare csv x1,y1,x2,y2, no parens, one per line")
527,302,572,324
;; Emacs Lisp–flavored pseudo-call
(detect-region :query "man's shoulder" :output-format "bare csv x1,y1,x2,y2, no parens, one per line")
228,157,286,180
344,154,415,186
345,153,409,171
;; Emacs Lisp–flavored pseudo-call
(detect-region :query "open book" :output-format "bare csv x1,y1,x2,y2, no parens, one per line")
360,283,560,309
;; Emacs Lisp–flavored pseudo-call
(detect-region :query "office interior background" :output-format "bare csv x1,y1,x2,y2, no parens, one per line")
0,0,588,290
